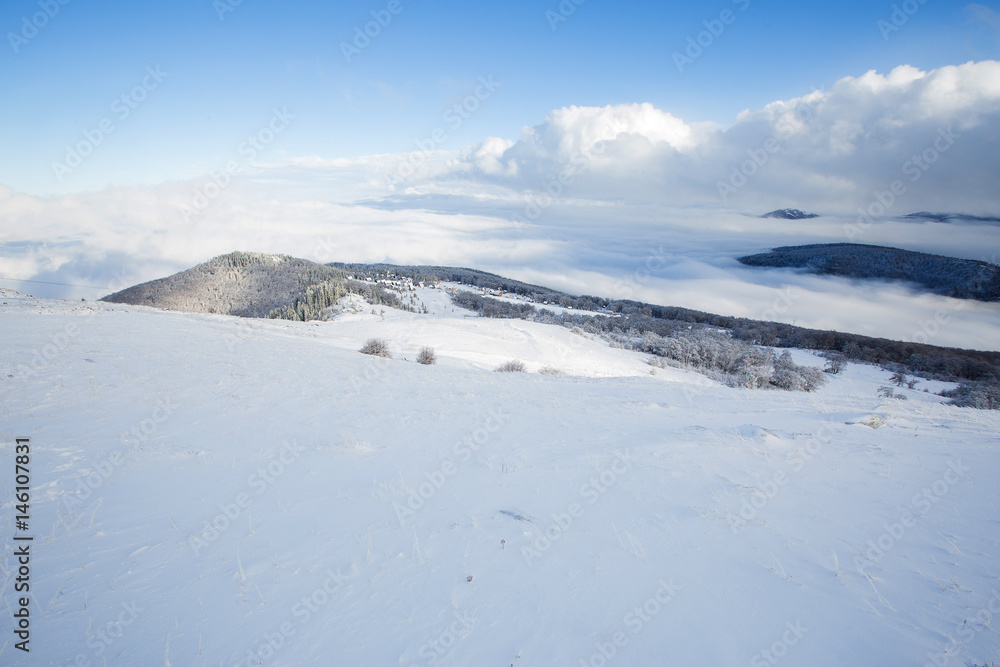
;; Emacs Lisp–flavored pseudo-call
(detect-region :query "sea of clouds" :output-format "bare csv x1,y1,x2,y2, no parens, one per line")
3,61,999,350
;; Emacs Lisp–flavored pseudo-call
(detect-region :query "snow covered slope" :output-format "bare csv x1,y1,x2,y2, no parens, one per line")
1,292,998,666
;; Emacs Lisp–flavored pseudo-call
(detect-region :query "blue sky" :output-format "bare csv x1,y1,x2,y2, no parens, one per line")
2,0,997,194
3,0,1000,350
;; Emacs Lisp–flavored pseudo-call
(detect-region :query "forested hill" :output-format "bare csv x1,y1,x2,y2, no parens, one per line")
329,262,585,306
738,243,1000,302
101,251,403,319
903,212,1000,224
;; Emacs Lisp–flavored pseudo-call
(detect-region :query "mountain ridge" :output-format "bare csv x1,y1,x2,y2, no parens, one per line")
100,252,1000,396
738,242,1000,302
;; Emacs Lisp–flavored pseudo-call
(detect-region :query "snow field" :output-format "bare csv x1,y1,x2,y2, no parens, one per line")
0,293,998,666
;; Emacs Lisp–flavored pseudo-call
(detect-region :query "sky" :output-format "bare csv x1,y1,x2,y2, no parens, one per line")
1,0,999,347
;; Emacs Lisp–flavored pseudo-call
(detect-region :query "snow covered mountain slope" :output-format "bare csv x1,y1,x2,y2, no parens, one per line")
1,292,998,666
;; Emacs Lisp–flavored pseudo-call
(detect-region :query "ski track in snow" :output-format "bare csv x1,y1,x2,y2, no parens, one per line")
0,290,998,666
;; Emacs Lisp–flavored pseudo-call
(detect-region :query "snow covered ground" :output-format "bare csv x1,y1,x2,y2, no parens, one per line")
1,291,999,666
321,288,665,379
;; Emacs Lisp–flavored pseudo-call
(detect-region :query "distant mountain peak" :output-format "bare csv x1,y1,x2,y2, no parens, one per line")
761,209,819,220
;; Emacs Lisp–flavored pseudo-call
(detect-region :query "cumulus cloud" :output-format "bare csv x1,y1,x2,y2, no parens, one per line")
418,61,1000,214
3,61,1000,350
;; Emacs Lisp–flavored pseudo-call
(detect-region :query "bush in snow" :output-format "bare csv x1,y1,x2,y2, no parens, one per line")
538,366,565,375
771,351,826,392
495,360,526,373
942,381,1000,410
417,346,437,365
360,338,392,358
877,386,907,400
637,329,825,392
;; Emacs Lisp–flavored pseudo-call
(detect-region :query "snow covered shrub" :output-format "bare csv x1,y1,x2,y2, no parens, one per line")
360,338,392,358
538,366,564,375
877,386,907,400
942,381,1000,410
495,360,526,372
638,330,824,391
417,346,436,365
733,347,775,389
771,351,826,391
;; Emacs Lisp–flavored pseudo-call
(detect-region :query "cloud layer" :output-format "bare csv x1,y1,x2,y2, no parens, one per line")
2,61,999,351
425,60,1000,214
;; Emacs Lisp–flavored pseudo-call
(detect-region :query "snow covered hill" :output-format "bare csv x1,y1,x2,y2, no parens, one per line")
1,291,998,666
738,244,1000,302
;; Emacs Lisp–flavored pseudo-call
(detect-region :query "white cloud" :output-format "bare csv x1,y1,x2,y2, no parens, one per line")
2,62,999,350
415,61,1000,214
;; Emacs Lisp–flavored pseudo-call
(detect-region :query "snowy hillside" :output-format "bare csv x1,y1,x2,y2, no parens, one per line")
1,291,999,666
